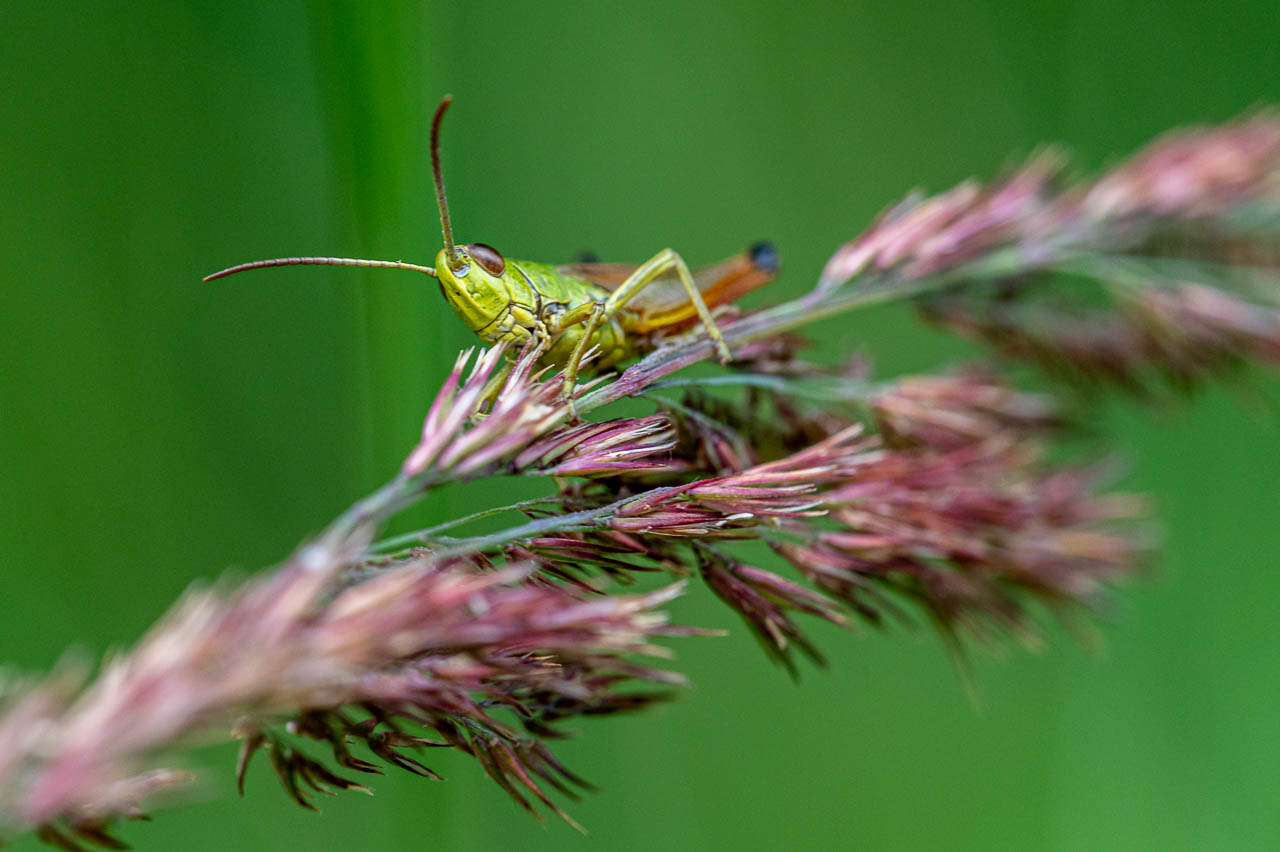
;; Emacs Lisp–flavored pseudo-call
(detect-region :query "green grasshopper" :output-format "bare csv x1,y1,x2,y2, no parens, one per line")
206,96,779,401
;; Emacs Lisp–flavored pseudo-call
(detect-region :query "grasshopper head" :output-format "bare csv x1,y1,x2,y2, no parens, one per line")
434,242,514,342
426,97,519,342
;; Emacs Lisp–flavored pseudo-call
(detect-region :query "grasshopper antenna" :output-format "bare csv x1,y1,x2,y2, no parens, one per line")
203,256,437,282
204,97,462,284
430,94,463,271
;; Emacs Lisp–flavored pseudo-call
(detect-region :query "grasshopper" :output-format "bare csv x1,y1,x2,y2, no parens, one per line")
206,96,779,404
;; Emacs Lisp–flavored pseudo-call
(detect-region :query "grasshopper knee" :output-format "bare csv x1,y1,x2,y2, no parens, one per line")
748,240,780,273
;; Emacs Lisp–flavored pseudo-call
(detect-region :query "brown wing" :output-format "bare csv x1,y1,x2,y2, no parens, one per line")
555,261,641,290
556,242,779,333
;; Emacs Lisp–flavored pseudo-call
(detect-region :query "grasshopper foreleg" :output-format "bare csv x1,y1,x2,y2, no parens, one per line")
615,249,733,364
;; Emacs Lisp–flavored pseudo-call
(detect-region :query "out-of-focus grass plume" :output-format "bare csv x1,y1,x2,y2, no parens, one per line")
818,114,1280,393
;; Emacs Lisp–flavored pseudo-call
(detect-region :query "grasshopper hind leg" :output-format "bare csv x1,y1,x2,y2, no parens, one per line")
604,248,734,363
552,247,737,414
748,240,780,275
657,248,735,365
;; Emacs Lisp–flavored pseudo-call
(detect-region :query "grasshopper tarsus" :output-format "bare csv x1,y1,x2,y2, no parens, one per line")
715,341,735,366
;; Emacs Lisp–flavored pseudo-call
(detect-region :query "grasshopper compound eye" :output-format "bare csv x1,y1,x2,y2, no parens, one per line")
467,243,506,276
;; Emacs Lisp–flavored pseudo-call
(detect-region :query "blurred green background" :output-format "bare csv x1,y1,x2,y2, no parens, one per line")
3,1,1279,849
